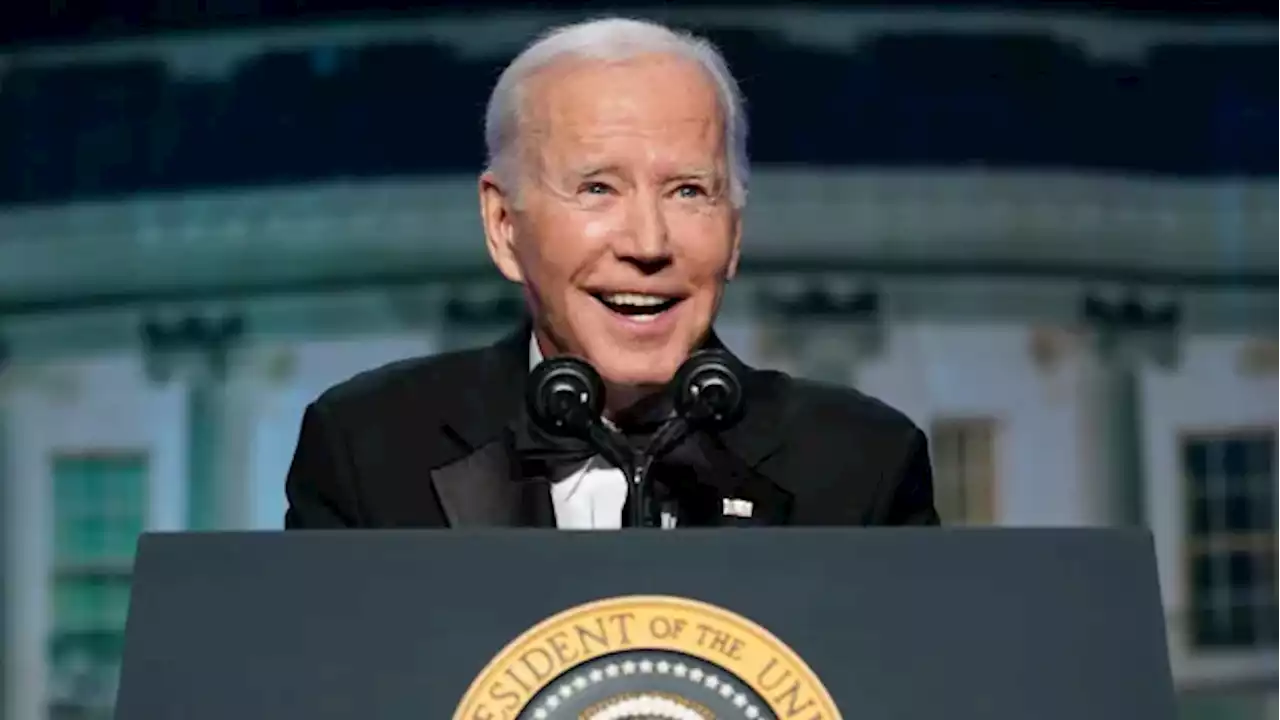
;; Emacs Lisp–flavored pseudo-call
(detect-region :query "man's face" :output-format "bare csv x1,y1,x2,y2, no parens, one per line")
480,53,741,406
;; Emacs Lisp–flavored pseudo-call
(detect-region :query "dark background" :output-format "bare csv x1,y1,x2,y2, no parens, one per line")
0,1,1273,48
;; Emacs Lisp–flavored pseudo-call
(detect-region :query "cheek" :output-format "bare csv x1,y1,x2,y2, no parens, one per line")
580,211,621,243
673,219,737,282
515,212,617,300
536,211,620,277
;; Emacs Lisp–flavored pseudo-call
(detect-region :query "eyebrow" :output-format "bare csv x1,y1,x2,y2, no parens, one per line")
569,164,623,178
568,165,720,181
669,168,717,182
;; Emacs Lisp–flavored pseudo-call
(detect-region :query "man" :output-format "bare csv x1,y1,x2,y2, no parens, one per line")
284,17,939,529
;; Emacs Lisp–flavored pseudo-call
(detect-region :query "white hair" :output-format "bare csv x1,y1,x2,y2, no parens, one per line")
483,17,750,207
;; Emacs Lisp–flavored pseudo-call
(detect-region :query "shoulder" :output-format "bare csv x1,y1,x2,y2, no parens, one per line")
759,371,924,464
777,372,921,439
741,369,934,523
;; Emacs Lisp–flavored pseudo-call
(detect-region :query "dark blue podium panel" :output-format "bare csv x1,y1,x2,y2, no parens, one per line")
116,528,1176,719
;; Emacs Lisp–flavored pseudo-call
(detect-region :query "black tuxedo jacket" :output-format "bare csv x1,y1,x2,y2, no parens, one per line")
284,326,941,528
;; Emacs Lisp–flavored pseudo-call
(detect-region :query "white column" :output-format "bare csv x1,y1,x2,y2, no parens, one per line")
0,362,12,720
143,315,255,531
1076,308,1180,527
1,364,47,720
1076,349,1145,526
185,371,257,530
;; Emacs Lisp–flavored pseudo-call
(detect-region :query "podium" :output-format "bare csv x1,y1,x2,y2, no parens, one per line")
114,528,1176,719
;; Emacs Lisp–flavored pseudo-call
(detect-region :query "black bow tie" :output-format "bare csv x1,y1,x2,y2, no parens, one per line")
511,388,754,525
512,389,677,483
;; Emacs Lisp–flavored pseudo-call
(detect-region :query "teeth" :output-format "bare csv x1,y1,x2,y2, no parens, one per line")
600,293,669,307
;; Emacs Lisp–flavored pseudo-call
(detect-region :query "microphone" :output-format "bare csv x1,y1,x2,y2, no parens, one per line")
636,349,749,525
526,356,604,438
673,348,746,429
646,349,747,460
525,355,632,505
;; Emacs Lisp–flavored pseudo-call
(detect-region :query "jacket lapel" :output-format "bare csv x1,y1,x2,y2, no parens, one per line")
701,365,796,525
430,435,555,528
431,439,519,527
429,322,556,528
719,366,789,467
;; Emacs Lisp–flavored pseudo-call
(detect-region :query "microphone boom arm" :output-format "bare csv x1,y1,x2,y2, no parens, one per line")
629,415,693,528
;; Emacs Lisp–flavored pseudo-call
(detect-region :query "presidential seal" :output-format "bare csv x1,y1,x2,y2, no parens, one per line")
454,595,841,720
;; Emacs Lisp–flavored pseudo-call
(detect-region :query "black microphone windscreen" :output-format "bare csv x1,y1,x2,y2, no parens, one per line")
673,349,746,429
526,356,605,437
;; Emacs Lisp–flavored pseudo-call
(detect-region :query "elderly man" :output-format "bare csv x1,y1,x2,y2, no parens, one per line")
284,17,939,529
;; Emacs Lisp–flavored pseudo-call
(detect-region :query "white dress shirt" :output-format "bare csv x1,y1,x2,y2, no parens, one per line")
530,339,629,529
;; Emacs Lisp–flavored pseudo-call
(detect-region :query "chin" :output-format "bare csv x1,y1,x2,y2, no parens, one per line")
565,297,712,390
590,349,686,391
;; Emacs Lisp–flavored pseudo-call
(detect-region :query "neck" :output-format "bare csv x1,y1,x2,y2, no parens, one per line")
602,381,663,420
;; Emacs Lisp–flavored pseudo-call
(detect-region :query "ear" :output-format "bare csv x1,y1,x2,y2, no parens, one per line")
479,171,523,283
726,210,743,281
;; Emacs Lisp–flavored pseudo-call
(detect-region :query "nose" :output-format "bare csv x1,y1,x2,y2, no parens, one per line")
616,192,672,270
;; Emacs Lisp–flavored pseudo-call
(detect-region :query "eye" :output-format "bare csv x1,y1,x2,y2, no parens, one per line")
580,181,613,196
675,184,708,199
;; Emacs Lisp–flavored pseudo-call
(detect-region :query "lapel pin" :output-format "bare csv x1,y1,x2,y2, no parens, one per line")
722,498,754,519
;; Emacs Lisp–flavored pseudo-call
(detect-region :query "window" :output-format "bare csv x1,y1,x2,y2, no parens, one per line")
1183,430,1277,650
48,453,148,720
929,418,998,525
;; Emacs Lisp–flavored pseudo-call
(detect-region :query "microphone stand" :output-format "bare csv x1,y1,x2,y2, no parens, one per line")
629,416,692,528
630,450,651,528
578,421,654,526
541,348,742,529
581,414,691,529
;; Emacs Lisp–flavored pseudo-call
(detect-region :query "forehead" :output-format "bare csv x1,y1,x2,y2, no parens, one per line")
520,53,725,166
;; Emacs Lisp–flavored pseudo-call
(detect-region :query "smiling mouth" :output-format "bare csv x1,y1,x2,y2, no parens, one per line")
591,291,685,321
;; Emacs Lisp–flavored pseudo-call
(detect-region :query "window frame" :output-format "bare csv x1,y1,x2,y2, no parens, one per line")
46,449,150,720
928,416,1001,526
1178,426,1278,653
